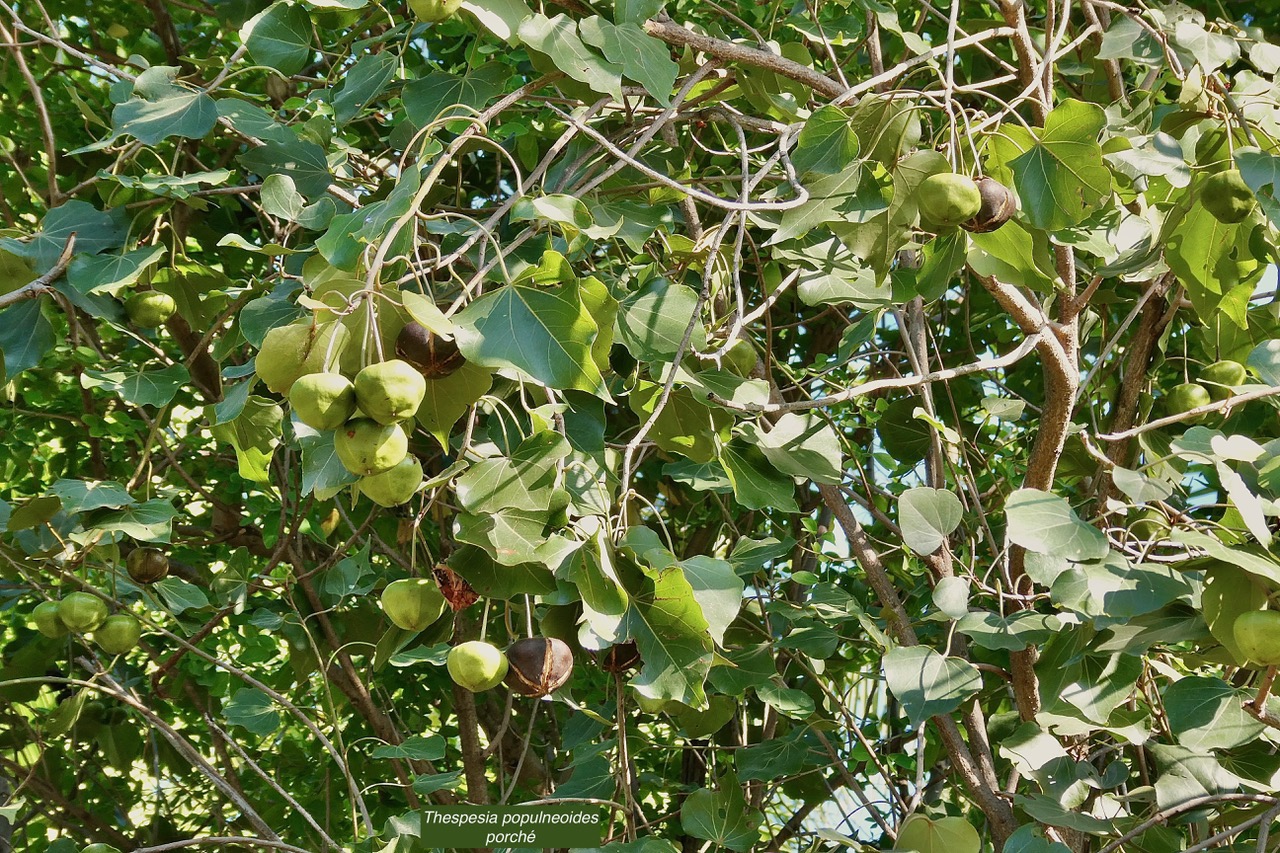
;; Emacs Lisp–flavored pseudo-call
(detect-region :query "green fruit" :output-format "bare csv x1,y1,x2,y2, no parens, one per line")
354,360,427,425
447,641,509,692
255,320,350,396
58,592,108,633
126,547,169,584
359,455,424,507
33,600,68,638
1128,508,1167,541
94,614,142,655
1201,360,1248,400
125,291,176,328
1164,382,1212,423
1233,610,1280,666
916,173,983,229
289,372,357,431
1202,170,1256,224
334,418,408,475
380,578,447,632
82,845,124,853
410,0,463,22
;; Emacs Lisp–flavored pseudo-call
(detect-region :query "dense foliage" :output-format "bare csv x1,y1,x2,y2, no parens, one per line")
4,0,1280,851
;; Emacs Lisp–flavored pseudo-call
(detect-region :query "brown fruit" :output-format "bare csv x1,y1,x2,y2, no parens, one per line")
598,641,641,673
127,548,169,584
505,637,574,697
395,322,466,379
961,177,1018,233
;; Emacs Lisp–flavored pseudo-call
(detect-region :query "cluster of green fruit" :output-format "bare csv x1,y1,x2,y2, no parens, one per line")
32,593,142,655
282,353,428,507
916,173,1017,232
1161,360,1248,422
379,578,575,696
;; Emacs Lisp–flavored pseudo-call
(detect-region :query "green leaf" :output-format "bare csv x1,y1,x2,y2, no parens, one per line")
242,1,314,75
81,364,190,407
239,137,333,199
260,174,305,221
615,277,706,359
738,412,843,485
1201,564,1270,663
1173,529,1280,586
112,66,219,145
402,64,508,126
446,544,557,599
333,52,398,125
153,576,211,614
932,576,970,621
454,431,568,514
898,487,963,555
791,105,859,175
1005,489,1109,562
620,565,715,707
454,279,609,396
678,555,744,646
756,682,815,719
297,429,360,498
736,730,821,781
957,611,1060,651
460,0,534,42
208,396,284,485
1162,174,1262,328
1163,676,1265,751
415,361,492,450
990,99,1111,231
49,480,135,515
371,735,446,761
67,246,166,295
519,14,622,101
88,499,177,542
1149,743,1241,813
224,688,281,736
894,814,980,853
412,771,464,795
882,645,982,726
680,772,761,852
2,200,127,270
0,299,54,376
1050,554,1191,623
579,18,678,105
629,381,730,464
719,440,800,513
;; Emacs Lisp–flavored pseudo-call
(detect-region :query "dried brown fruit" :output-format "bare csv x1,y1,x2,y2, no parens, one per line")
505,636,574,697
127,548,170,584
395,322,466,379
960,177,1017,233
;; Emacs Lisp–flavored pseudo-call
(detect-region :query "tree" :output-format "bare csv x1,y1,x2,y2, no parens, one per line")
2,0,1280,850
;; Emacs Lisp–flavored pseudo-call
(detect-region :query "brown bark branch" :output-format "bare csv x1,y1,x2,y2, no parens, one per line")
817,484,1018,844
0,234,75,311
1095,276,1174,504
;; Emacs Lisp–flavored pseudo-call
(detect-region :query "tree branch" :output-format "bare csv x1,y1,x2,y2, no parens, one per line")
817,484,1018,844
0,234,75,311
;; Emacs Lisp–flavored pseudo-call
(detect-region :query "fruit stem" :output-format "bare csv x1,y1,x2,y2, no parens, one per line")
1253,666,1277,711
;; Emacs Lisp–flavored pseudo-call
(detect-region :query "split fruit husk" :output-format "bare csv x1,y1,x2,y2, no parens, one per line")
505,636,574,697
